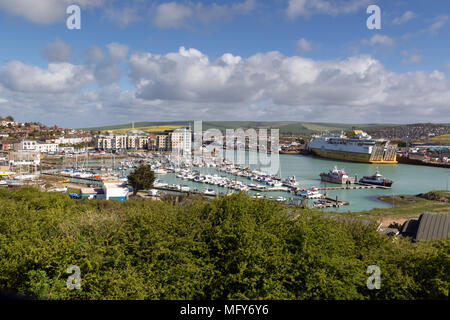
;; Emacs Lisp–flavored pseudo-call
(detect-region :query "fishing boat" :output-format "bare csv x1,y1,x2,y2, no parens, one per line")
359,169,393,187
320,166,354,184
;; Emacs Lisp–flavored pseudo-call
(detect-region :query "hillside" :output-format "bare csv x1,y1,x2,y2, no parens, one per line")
83,121,402,135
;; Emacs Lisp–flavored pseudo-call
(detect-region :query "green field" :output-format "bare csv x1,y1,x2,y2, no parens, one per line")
102,125,184,134
429,134,450,144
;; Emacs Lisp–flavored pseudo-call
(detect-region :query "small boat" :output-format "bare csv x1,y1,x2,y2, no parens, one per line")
298,187,323,199
202,188,216,195
320,166,354,184
154,168,168,175
359,169,393,187
282,176,298,187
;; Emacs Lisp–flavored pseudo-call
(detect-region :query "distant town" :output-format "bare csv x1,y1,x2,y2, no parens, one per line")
1,117,450,172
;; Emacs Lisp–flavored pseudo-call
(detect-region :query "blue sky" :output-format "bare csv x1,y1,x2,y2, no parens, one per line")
0,0,449,127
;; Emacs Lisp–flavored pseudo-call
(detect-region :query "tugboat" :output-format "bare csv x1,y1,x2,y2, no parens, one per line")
359,169,393,187
320,166,355,184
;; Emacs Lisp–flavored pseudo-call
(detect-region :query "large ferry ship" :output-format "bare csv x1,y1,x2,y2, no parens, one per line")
307,130,398,164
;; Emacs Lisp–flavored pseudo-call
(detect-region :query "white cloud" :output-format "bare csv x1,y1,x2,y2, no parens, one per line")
104,6,142,28
128,46,450,120
41,39,73,62
154,2,193,29
362,34,395,47
428,15,450,33
297,38,313,52
0,98,8,103
0,0,103,24
2,45,450,126
401,50,423,64
153,0,257,29
0,61,93,93
286,0,371,19
106,43,129,61
85,44,105,62
393,11,417,25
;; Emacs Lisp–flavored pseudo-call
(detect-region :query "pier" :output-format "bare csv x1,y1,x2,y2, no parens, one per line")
316,183,391,191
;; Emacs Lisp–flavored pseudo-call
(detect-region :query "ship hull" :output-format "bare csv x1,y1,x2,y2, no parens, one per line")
320,175,346,184
311,148,397,164
359,179,393,187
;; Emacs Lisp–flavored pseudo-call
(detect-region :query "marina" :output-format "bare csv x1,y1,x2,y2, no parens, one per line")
7,147,442,212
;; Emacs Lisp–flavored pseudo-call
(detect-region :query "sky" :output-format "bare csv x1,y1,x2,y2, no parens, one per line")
0,0,449,128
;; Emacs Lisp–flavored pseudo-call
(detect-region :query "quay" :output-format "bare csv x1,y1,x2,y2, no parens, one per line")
316,183,391,191
41,172,103,184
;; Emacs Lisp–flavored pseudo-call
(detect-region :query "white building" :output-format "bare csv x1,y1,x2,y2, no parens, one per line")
53,136,92,145
98,181,129,201
14,140,58,153
8,151,40,166
35,142,58,153
169,127,192,155
59,146,75,153
14,140,37,151
95,132,148,151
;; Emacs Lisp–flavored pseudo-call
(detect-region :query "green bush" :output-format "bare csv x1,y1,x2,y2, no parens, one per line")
0,187,448,300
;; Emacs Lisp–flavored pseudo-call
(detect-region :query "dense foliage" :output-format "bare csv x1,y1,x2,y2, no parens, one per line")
0,187,448,300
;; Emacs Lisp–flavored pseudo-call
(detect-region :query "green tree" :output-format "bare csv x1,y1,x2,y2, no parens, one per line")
5,115,14,122
127,164,155,196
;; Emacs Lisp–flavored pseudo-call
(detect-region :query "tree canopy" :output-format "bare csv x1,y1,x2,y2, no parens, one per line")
127,164,155,196
0,187,448,300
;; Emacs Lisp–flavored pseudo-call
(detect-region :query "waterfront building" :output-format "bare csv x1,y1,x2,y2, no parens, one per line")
98,181,129,201
147,134,157,151
94,126,192,152
8,151,40,166
169,127,192,155
35,142,58,153
51,136,92,145
80,188,98,200
95,129,148,151
13,140,58,154
156,134,169,151
14,140,37,151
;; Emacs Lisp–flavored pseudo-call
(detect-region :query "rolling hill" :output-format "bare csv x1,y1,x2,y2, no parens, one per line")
83,121,403,135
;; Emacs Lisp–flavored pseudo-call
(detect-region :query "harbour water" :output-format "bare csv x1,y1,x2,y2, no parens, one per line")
149,150,449,212
54,150,450,212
